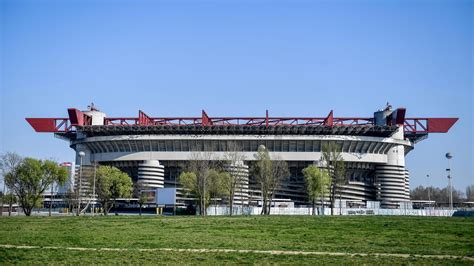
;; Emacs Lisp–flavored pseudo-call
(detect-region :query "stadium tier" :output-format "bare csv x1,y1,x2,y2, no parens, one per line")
26,104,457,209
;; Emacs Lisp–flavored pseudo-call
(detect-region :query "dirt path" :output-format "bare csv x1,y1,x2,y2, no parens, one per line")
1,244,472,261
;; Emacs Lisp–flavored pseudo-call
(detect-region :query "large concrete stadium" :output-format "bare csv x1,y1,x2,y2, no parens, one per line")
27,104,457,209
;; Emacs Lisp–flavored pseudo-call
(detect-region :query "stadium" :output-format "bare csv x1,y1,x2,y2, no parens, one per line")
26,104,457,210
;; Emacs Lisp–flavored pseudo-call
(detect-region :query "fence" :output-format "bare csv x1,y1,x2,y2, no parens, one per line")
206,206,458,217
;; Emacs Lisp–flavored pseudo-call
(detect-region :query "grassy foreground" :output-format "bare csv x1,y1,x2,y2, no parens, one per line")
0,215,473,264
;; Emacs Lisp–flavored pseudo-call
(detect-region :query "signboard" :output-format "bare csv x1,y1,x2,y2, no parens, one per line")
156,188,176,205
141,190,157,204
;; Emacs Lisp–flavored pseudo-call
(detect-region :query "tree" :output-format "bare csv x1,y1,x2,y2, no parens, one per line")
0,152,22,216
63,188,78,214
252,145,290,215
94,165,132,215
2,193,16,216
133,182,148,216
208,169,227,215
410,185,465,204
321,142,346,215
466,185,474,202
222,142,247,216
5,158,67,216
302,165,330,215
179,152,217,216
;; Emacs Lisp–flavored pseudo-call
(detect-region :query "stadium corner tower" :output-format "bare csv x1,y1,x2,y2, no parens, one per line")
27,105,457,209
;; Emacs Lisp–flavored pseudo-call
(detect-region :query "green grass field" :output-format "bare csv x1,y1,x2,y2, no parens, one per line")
0,215,473,264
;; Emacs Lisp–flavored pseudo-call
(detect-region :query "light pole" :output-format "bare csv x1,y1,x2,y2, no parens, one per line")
173,172,176,216
92,161,96,216
445,152,453,210
426,174,431,207
77,151,85,216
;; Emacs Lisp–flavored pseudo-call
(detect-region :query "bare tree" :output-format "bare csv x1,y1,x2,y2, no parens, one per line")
63,188,78,215
179,151,216,216
321,142,346,215
133,182,148,216
252,145,289,215
222,142,247,216
466,185,474,202
0,152,22,216
411,185,466,204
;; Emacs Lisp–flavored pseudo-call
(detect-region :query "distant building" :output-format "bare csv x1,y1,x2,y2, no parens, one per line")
57,162,74,194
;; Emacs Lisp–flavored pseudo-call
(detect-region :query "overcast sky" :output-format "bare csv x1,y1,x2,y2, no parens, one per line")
1,0,472,191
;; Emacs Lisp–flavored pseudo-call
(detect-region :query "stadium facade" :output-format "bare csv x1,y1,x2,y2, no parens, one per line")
26,104,457,209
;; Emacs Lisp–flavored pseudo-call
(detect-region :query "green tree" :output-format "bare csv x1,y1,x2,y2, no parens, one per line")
252,145,290,215
5,158,67,216
95,165,132,215
322,142,346,215
302,165,330,215
208,169,227,215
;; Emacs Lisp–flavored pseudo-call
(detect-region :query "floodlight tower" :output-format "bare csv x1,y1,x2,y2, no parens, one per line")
445,152,453,210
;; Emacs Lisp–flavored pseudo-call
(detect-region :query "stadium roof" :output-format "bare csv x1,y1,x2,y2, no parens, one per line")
26,107,458,143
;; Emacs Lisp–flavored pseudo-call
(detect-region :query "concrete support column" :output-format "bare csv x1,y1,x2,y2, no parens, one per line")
137,160,165,190
225,161,250,207
376,134,410,208
74,144,93,200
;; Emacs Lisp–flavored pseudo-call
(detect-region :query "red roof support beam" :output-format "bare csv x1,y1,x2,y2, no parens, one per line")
25,118,69,132
67,108,91,126
426,118,458,133
202,110,213,126
138,110,153,126
323,110,334,126
394,108,406,125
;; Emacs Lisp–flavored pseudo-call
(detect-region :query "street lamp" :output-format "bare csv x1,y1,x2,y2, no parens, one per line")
445,152,453,210
77,151,85,216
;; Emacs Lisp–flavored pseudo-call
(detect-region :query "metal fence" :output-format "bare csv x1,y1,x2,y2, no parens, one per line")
206,206,458,217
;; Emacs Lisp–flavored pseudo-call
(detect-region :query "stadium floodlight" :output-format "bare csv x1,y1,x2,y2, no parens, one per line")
77,151,85,216
445,153,453,210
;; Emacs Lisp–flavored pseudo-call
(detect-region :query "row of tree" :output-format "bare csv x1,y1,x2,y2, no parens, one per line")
0,152,134,216
178,142,346,216
1,141,347,217
410,185,474,203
